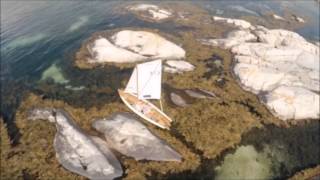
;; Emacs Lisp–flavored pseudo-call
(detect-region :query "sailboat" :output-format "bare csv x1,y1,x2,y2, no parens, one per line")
118,60,173,129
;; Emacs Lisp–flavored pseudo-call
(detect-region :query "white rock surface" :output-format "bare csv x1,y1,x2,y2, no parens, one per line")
112,30,185,60
88,38,147,63
87,30,185,64
164,66,181,74
293,15,305,23
28,108,123,180
128,4,172,21
272,14,285,21
212,16,253,29
92,113,181,162
185,89,216,99
164,60,195,73
170,92,188,107
264,86,319,120
204,17,320,120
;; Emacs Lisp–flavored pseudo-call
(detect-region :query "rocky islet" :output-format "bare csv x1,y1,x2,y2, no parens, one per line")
204,16,319,121
1,1,318,180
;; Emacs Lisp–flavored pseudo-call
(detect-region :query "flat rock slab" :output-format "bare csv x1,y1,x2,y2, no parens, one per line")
164,60,195,73
170,92,189,107
92,113,182,162
111,30,185,60
204,17,320,121
185,89,217,99
28,108,123,180
88,38,147,63
127,4,173,21
87,30,185,64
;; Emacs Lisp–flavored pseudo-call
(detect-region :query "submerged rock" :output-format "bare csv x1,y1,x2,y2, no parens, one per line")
203,17,320,121
127,4,172,21
111,30,185,60
67,16,89,32
164,60,195,73
28,108,123,180
228,5,259,16
41,63,69,84
215,145,273,180
92,113,181,162
212,16,253,29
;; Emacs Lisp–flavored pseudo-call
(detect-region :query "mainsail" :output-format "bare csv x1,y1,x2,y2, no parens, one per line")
124,67,138,95
124,60,162,100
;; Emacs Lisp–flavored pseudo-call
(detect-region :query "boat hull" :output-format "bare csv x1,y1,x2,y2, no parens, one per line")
118,89,172,129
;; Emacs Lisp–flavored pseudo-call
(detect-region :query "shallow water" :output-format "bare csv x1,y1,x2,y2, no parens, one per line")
1,1,319,179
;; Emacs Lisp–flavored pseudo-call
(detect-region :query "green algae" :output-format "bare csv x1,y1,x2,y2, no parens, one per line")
1,2,319,179
0,120,23,180
3,93,199,179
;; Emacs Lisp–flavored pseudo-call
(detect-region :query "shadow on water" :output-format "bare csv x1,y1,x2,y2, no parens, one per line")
0,79,31,145
148,121,320,180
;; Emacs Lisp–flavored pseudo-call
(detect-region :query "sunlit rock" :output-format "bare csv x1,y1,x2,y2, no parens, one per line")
292,15,305,23
263,86,320,120
84,30,186,65
203,17,320,120
28,108,123,180
88,38,147,63
164,65,181,74
92,113,181,162
164,60,195,73
185,89,216,99
272,14,285,21
170,92,188,107
127,4,172,21
111,30,185,60
202,30,256,48
212,16,253,29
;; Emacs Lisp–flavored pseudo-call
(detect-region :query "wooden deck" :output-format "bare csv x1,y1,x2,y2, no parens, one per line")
118,90,171,129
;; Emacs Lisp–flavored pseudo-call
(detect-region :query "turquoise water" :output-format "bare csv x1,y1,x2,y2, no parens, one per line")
1,1,319,84
1,1,319,178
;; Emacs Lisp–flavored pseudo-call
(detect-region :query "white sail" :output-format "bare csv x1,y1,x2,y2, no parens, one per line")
124,67,138,95
137,60,162,100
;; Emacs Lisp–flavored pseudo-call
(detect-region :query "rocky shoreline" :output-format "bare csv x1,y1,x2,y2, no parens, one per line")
1,2,319,180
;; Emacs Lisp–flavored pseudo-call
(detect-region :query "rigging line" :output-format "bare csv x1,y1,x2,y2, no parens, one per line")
139,61,162,98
